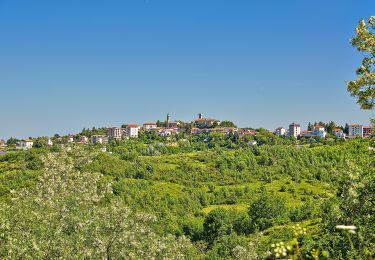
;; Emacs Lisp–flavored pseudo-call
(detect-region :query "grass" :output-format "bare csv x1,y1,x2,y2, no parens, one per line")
202,203,249,214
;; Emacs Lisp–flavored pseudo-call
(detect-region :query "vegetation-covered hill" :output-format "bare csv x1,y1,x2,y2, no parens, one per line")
0,134,373,259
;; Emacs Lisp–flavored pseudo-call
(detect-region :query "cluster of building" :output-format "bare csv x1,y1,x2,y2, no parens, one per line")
107,113,230,140
46,114,227,146
2,115,372,150
275,123,372,139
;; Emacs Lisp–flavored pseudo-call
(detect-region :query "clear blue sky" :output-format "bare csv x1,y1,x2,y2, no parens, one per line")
0,0,374,139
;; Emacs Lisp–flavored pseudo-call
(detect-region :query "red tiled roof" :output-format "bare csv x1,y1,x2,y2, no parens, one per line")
127,124,139,128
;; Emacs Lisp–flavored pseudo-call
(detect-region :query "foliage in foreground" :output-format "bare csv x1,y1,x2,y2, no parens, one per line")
0,148,196,259
348,16,375,110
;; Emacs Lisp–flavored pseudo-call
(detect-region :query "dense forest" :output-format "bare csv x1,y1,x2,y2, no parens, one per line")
0,132,374,259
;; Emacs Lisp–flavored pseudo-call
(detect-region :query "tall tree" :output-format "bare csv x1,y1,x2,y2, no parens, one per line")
307,122,313,131
344,123,349,134
325,121,336,134
347,17,375,110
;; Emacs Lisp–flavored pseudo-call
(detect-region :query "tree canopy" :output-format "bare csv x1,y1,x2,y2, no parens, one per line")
347,16,375,110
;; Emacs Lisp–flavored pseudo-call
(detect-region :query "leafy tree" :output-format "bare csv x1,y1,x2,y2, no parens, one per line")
32,137,47,148
156,120,167,127
6,137,19,146
307,122,313,131
248,189,289,231
325,121,337,135
184,122,193,134
219,120,237,128
203,209,235,245
347,17,375,110
344,123,350,135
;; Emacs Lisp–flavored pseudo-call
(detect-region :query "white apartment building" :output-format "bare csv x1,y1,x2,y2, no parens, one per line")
108,127,123,139
124,124,139,138
349,124,363,138
288,123,301,138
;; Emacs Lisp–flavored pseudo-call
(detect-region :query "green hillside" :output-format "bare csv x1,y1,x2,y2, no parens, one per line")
0,135,373,259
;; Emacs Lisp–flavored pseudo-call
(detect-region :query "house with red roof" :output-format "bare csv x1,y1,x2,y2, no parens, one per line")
194,113,220,128
143,122,158,131
124,124,139,138
363,126,372,138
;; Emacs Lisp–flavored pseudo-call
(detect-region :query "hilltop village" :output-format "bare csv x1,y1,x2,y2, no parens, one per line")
0,113,372,151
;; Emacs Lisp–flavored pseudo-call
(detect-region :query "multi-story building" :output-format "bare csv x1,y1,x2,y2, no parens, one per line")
275,127,286,136
91,135,108,144
124,124,139,138
194,113,220,128
349,124,363,138
17,139,33,149
288,123,301,138
312,125,326,138
108,127,123,139
143,123,158,131
363,126,372,138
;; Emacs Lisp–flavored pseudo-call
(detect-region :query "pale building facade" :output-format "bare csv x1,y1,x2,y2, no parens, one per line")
124,124,139,138
17,139,33,149
288,123,301,138
349,124,363,138
108,127,123,139
143,123,157,131
91,135,108,144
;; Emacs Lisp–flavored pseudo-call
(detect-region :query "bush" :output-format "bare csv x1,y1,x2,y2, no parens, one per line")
248,190,289,231
203,209,235,245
